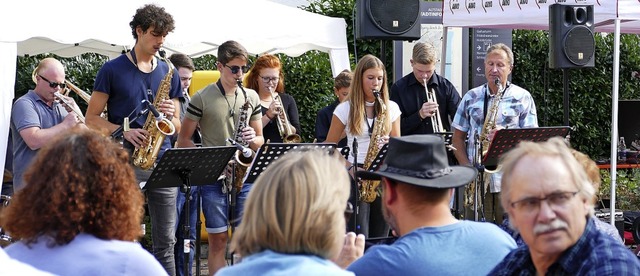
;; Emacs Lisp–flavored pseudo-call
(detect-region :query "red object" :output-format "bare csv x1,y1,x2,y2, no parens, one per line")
624,231,635,245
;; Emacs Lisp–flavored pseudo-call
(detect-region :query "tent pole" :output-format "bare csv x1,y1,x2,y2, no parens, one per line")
610,18,621,226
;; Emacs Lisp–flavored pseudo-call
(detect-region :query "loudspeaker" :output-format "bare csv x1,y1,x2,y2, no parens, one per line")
355,0,421,41
549,4,595,69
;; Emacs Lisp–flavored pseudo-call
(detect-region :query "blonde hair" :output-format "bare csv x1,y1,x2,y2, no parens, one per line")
231,149,350,259
499,137,595,216
347,54,390,136
570,149,601,204
412,42,438,65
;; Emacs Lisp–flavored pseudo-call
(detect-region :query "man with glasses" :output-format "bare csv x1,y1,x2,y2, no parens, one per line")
10,57,85,192
86,4,182,275
490,137,640,275
177,40,263,274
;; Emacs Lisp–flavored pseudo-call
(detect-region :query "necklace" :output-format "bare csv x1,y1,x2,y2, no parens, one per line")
365,101,375,107
217,81,238,117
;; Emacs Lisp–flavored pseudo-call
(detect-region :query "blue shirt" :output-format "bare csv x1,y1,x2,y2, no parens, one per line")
10,90,68,191
347,220,516,276
451,82,538,192
489,217,640,275
93,54,181,157
6,233,167,276
215,249,353,276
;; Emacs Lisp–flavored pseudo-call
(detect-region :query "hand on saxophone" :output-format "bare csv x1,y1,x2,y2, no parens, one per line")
123,128,150,149
419,101,439,119
377,135,390,150
157,99,175,119
240,126,257,144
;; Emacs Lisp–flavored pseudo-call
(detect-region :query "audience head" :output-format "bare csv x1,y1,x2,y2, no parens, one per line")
570,149,602,205
411,42,438,83
358,135,476,234
499,137,595,258
0,129,144,246
231,149,350,260
245,54,284,94
129,4,175,40
168,53,195,92
333,69,352,103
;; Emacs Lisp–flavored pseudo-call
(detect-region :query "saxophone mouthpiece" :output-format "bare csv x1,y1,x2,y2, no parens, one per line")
494,77,501,86
372,90,380,98
236,79,243,86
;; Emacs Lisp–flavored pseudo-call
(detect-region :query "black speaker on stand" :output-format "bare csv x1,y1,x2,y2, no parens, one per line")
355,0,421,41
549,4,595,69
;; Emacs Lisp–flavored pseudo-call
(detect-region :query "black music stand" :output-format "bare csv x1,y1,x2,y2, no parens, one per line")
357,143,389,238
482,126,571,168
244,143,338,183
146,146,236,276
474,126,570,222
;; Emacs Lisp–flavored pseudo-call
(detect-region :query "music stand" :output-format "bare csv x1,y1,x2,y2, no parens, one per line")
358,143,389,238
146,146,236,276
244,143,338,183
482,126,571,168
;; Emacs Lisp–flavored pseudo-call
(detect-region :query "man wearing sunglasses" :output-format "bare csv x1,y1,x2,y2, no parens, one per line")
177,40,263,274
10,57,85,192
85,4,182,275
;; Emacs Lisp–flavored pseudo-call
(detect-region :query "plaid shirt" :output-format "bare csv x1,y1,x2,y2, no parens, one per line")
451,82,537,192
489,217,640,275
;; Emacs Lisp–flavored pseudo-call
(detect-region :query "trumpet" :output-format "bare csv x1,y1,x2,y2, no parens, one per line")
64,80,108,119
54,92,85,123
424,79,455,151
271,91,301,143
425,78,445,134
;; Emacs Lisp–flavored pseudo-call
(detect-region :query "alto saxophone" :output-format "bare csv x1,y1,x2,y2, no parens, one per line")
231,80,255,191
360,90,387,203
271,91,301,143
131,54,176,170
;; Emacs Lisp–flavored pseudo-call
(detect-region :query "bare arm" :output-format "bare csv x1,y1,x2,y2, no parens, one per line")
389,117,401,137
452,128,470,166
19,114,82,150
85,91,117,135
176,117,198,148
325,115,346,144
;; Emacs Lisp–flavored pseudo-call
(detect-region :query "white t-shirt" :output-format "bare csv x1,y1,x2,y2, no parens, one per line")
333,100,401,164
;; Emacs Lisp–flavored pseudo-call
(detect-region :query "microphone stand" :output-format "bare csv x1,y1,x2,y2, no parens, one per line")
352,137,360,234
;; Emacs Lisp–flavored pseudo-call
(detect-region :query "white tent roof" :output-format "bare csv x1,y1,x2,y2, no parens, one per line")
0,0,350,191
442,0,640,222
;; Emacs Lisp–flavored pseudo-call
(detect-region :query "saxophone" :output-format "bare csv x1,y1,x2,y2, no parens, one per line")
131,54,176,170
231,80,255,191
272,91,301,143
360,90,387,203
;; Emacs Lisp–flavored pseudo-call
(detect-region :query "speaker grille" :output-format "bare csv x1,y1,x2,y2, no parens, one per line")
367,0,419,35
563,25,595,66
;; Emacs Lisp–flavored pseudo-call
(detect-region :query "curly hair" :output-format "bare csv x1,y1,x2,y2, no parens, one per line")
245,54,285,93
129,4,175,40
0,128,144,246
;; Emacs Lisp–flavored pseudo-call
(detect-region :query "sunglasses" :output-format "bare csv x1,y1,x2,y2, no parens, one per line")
39,75,67,89
223,64,250,74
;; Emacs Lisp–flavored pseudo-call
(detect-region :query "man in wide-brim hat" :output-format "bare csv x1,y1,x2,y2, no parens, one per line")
338,134,517,275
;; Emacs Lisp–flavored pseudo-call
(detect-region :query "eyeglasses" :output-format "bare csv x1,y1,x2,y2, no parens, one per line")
260,76,280,83
223,64,249,74
510,191,579,214
39,75,66,89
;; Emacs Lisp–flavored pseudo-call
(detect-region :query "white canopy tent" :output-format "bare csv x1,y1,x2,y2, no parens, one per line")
0,0,350,190
442,0,640,223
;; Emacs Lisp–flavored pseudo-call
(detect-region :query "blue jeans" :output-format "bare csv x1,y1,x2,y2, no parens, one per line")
136,168,178,276
174,186,199,276
200,180,252,233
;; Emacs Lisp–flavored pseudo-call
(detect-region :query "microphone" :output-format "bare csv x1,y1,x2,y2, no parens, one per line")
227,138,252,159
146,103,165,121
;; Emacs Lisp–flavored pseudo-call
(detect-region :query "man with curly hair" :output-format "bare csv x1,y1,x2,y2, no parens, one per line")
86,4,182,275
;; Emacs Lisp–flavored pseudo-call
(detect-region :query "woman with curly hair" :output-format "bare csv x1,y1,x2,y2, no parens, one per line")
245,54,301,143
0,128,166,275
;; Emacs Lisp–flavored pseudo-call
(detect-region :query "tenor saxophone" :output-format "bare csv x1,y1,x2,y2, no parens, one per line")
131,54,176,170
232,80,255,191
360,90,387,203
